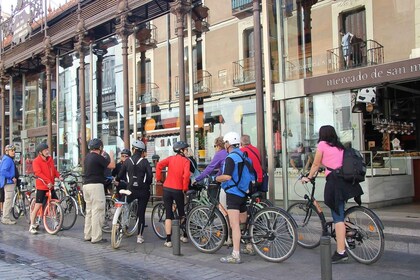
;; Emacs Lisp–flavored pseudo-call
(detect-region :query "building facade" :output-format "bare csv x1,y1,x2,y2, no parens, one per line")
1,0,419,206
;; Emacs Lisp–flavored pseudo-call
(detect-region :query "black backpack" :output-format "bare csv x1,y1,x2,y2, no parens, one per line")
330,148,366,184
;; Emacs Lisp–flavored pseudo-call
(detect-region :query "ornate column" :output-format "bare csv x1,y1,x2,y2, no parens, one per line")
75,15,89,170
171,0,191,141
41,36,56,152
116,0,134,147
0,61,8,152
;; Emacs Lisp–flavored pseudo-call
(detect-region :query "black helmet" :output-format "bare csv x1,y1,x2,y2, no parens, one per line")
36,142,49,154
121,148,131,157
152,154,160,160
173,141,189,153
88,138,103,150
132,140,146,151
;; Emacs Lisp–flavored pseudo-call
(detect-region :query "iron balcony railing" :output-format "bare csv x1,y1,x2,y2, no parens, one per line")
175,70,213,98
233,57,256,86
138,83,159,104
231,0,253,16
327,39,384,73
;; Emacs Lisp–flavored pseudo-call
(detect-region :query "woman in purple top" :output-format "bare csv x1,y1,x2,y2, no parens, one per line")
195,136,227,182
301,125,363,264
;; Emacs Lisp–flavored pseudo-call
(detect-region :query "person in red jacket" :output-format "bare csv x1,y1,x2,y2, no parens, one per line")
29,142,62,234
240,135,263,185
155,141,190,248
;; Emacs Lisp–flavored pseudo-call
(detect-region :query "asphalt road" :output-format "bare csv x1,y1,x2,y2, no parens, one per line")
0,211,419,280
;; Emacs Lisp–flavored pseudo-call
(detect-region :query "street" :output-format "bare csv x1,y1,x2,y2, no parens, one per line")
0,212,419,280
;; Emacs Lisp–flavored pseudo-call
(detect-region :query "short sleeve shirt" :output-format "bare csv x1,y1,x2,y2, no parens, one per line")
84,152,110,184
317,141,344,176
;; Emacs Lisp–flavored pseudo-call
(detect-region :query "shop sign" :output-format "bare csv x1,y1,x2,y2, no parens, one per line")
305,57,420,94
12,7,31,45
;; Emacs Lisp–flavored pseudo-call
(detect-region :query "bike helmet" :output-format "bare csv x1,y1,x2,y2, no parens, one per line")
132,140,146,151
121,148,131,157
35,142,49,154
5,144,16,152
173,141,189,153
223,132,240,146
88,138,103,150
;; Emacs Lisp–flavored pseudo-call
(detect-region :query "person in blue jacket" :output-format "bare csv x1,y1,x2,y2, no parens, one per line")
0,145,18,225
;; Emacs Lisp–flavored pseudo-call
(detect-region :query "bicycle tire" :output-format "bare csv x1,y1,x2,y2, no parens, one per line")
43,201,64,235
151,202,166,239
123,199,139,237
250,207,297,262
111,207,124,249
344,206,385,264
103,196,115,233
22,193,31,224
12,192,22,220
186,205,228,254
76,191,86,217
287,202,324,249
60,196,78,230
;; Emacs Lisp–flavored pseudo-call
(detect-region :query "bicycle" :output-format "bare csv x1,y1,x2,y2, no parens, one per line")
12,175,35,223
55,172,80,230
29,189,64,235
287,172,385,264
150,181,211,240
186,182,298,263
111,189,140,249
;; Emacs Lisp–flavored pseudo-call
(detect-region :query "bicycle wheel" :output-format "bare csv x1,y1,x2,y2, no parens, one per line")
12,192,22,220
287,202,324,249
76,191,86,217
186,205,228,254
43,201,64,235
103,196,115,233
111,207,124,249
22,193,31,224
250,207,297,263
123,199,139,237
60,196,78,230
344,206,384,264
151,202,166,239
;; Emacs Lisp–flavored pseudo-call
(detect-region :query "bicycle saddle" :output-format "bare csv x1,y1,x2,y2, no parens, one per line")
119,189,132,196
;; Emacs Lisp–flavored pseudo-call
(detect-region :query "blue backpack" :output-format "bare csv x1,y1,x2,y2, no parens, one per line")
224,151,256,195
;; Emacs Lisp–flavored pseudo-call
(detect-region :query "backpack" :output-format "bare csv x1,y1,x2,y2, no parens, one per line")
225,151,256,195
128,157,147,189
244,147,269,193
187,157,200,183
329,148,366,184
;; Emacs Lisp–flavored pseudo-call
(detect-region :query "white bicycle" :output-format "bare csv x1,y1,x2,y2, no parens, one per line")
111,189,139,249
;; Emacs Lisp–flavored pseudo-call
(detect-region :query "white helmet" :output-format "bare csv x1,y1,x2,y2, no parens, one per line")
223,132,240,146
132,140,146,151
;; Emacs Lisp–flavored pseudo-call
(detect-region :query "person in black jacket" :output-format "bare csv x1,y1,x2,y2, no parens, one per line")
117,140,153,244
112,148,131,198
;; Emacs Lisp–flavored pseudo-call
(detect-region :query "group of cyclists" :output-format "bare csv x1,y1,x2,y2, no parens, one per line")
0,126,365,265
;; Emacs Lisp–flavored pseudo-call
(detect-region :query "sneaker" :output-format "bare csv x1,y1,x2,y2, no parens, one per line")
29,225,38,234
224,238,232,246
2,219,16,225
34,222,40,230
240,244,256,256
137,235,144,244
102,225,111,231
164,241,172,248
331,251,348,264
180,236,188,243
220,254,242,264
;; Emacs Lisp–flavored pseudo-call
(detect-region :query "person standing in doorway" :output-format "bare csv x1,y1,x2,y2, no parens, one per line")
340,29,354,69
83,138,115,243
0,145,18,225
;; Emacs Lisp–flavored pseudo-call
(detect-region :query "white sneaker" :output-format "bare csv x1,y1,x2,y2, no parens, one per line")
29,225,38,234
180,236,188,243
137,235,144,244
164,241,172,248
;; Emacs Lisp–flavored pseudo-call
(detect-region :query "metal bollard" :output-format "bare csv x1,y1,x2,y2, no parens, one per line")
320,236,332,280
172,219,181,255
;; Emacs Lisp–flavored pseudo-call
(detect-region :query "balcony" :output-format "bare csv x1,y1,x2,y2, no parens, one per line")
327,40,384,73
175,70,213,99
137,83,159,108
136,23,157,52
232,0,253,17
233,57,256,90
